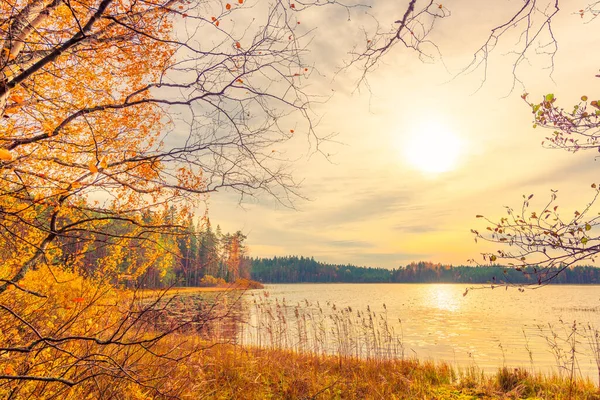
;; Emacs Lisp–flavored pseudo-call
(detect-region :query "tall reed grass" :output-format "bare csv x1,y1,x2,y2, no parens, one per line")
238,293,405,361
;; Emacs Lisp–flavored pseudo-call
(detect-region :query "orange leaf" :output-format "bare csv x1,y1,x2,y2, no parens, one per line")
72,297,85,303
9,94,23,103
226,3,231,9
100,159,108,169
0,149,12,161
290,3,295,8
215,20,219,26
4,365,15,375
236,42,241,49
238,0,243,4
304,68,308,72
237,79,243,84
89,163,99,173
182,13,188,17
211,16,216,21
290,129,294,133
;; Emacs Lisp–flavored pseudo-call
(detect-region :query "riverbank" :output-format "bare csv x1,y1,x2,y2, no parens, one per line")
172,343,600,399
138,279,265,296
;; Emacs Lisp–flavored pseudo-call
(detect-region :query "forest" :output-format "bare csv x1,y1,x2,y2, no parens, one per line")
250,256,600,285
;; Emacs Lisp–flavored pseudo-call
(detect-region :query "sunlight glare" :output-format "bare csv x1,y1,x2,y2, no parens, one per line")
403,121,463,174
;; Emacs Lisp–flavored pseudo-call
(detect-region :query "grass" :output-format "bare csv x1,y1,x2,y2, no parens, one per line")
174,343,600,399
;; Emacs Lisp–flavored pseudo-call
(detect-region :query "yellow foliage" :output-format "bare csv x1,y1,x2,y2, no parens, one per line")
0,148,12,161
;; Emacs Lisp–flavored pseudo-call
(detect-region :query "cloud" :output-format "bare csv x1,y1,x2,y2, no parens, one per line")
288,188,416,229
326,240,374,248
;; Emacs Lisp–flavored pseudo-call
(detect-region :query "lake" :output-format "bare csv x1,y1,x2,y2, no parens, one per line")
235,283,600,383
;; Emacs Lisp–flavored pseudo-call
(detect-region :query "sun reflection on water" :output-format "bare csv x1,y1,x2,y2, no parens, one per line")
427,285,460,312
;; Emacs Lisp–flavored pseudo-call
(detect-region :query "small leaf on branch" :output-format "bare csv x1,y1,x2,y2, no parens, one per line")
582,95,588,101
9,94,23,103
476,215,484,218
226,3,231,9
582,237,589,245
0,149,12,161
586,223,592,231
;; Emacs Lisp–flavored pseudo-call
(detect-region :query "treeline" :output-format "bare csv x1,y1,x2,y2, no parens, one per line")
61,208,251,288
140,218,251,288
250,257,600,284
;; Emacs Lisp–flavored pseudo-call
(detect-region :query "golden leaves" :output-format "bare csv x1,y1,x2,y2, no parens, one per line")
0,149,12,161
9,94,23,104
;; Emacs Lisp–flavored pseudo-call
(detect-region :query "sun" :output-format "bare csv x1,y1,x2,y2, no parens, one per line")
402,120,463,174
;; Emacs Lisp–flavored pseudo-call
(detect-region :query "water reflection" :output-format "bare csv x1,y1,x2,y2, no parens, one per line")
426,284,460,312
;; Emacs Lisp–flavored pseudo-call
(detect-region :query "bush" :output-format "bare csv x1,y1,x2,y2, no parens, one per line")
234,279,264,289
199,275,226,287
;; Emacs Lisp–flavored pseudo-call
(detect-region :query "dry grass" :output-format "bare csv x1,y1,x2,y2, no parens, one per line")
167,342,600,399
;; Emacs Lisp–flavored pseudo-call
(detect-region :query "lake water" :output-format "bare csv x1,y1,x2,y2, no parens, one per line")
237,283,600,382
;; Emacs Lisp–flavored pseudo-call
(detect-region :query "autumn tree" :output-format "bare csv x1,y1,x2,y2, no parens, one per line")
0,0,455,395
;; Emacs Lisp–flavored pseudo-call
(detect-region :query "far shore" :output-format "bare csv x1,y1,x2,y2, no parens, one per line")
138,282,264,296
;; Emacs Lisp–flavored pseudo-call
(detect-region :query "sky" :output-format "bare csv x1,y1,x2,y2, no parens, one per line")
200,0,600,269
